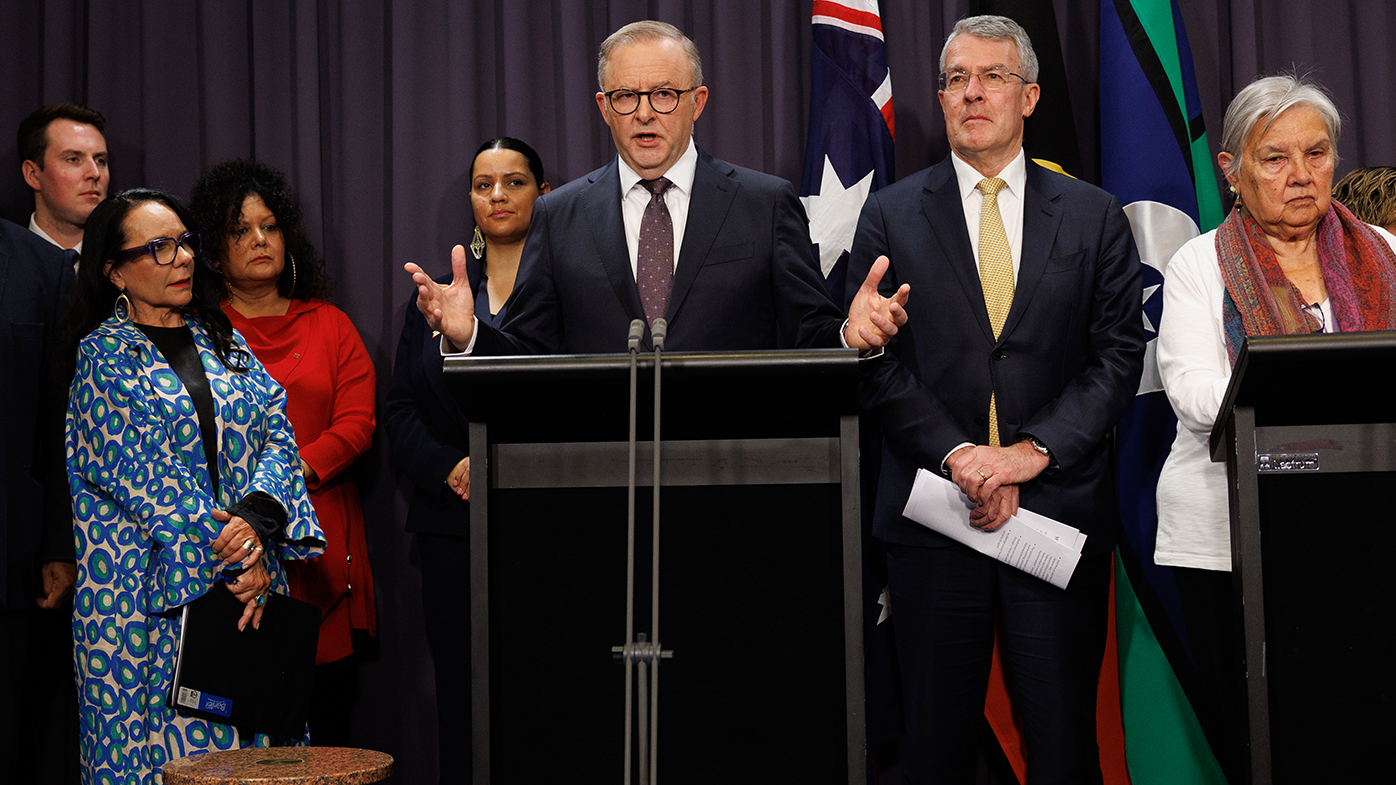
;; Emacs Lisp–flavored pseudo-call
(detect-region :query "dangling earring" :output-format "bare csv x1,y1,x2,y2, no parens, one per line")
470,225,485,260
287,252,298,296
115,289,132,322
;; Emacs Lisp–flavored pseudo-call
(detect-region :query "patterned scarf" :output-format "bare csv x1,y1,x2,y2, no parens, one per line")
1217,199,1396,364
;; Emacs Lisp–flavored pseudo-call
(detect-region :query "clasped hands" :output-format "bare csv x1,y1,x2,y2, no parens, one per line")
403,249,912,352
211,509,269,631
945,441,1050,532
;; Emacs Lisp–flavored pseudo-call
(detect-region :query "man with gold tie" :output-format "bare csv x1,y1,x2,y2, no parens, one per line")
847,15,1144,784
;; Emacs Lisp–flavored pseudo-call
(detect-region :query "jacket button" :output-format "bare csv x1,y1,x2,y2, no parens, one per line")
974,415,987,425
991,350,1005,360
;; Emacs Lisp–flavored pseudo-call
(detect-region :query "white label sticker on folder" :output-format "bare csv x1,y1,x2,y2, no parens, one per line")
177,687,200,709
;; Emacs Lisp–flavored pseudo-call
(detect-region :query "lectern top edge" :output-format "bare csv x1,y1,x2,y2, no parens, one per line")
1208,330,1396,460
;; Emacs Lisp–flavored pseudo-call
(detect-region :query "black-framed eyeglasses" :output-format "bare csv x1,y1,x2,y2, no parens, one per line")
603,87,695,115
938,68,1026,92
112,231,202,266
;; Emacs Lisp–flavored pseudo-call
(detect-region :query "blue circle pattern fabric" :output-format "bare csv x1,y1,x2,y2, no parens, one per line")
66,312,325,784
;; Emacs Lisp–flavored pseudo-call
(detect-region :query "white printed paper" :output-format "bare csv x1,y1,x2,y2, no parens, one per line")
901,469,1085,589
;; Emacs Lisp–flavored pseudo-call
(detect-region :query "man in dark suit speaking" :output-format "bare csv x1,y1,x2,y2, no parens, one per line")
847,15,1144,784
408,20,907,354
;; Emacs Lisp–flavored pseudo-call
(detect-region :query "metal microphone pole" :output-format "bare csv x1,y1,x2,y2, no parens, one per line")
618,318,644,785
647,317,667,785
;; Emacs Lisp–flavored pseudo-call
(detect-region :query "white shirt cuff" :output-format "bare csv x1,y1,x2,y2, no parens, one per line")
941,442,974,475
438,317,480,356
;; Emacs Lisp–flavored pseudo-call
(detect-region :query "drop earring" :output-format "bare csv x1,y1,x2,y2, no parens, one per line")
470,226,485,260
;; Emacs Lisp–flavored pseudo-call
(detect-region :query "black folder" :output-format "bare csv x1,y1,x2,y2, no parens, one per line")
167,586,319,737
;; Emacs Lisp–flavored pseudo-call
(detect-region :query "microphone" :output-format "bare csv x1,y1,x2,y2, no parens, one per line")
627,319,645,353
650,318,668,352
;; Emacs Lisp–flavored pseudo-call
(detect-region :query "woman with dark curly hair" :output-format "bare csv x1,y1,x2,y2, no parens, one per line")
1332,166,1396,234
189,160,376,744
65,188,324,782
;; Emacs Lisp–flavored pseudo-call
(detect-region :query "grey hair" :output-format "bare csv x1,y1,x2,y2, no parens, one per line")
1220,74,1341,178
597,21,704,91
939,15,1039,84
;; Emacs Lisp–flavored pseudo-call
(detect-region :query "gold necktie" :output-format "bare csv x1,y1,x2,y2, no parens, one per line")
977,178,1014,446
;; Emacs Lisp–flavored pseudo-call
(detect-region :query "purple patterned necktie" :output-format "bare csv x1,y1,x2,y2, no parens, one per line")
637,177,674,326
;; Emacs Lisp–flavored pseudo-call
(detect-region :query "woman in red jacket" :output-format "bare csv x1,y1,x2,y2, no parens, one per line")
190,159,376,745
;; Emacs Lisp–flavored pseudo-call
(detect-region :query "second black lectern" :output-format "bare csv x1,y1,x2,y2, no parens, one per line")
446,349,865,784
1210,331,1396,784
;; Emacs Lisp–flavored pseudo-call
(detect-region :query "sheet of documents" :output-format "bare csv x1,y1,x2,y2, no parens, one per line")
901,469,1086,589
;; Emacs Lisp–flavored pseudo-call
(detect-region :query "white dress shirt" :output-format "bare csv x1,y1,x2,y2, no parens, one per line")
941,149,1029,469
949,149,1027,281
617,139,697,277
30,211,82,257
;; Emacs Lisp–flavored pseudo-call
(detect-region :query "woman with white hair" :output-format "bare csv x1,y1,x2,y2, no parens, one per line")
1154,74,1396,783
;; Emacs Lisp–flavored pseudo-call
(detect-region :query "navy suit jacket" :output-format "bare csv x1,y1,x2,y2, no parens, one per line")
848,157,1144,555
385,271,483,536
473,148,846,355
0,218,74,608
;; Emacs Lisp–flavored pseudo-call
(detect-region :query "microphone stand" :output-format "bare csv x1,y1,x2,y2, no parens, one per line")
619,318,643,785
612,318,673,785
646,317,667,785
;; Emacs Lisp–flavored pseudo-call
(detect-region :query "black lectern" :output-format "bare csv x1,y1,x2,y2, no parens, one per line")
445,349,865,784
1210,331,1396,784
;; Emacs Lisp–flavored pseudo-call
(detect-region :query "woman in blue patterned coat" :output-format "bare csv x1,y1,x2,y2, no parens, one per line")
63,189,324,783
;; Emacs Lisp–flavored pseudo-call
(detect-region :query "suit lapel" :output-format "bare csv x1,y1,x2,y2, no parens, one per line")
667,150,736,324
919,161,996,343
998,161,1062,340
581,160,648,328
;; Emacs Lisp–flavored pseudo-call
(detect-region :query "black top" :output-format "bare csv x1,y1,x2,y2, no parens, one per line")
138,323,220,494
136,321,284,553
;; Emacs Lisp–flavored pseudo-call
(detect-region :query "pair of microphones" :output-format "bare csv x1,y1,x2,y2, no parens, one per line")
627,317,667,353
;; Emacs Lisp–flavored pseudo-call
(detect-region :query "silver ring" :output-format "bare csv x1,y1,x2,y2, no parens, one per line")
252,546,264,553
241,538,255,552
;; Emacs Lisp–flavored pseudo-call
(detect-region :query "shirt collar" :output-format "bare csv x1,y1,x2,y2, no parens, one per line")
29,211,79,253
950,148,1027,202
617,138,698,197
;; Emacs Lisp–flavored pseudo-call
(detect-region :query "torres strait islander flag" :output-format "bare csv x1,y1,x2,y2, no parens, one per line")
1100,1,1227,783
799,0,894,305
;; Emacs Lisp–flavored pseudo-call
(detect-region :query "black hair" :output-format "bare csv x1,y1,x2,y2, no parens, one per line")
65,188,251,372
473,137,547,188
188,158,333,301
18,102,106,165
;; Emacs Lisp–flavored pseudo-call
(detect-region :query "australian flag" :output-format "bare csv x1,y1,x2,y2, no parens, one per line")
799,0,895,306
800,0,901,761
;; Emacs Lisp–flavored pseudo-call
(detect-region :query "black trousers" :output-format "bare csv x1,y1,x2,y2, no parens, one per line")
420,532,471,785
887,544,1111,785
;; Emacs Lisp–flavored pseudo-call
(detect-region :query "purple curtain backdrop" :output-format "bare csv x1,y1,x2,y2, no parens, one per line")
3,2,1392,781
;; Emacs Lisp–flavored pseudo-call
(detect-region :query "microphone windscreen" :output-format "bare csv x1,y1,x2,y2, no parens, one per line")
651,318,668,350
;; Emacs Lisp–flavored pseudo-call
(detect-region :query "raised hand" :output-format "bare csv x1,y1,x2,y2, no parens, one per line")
405,244,477,351
844,255,911,350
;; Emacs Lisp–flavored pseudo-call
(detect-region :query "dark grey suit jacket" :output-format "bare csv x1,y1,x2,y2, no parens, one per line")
474,148,846,355
0,218,74,608
849,157,1145,555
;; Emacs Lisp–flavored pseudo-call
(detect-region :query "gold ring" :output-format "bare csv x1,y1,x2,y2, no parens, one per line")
976,469,988,479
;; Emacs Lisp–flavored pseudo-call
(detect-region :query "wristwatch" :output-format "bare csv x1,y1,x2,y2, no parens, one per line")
1024,436,1058,474
1026,436,1051,459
